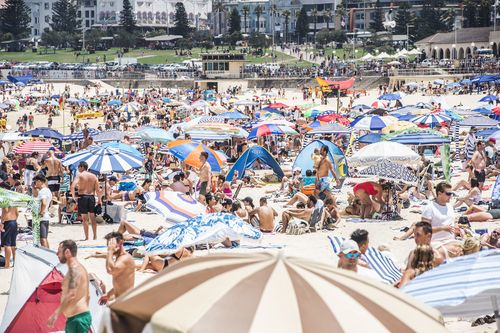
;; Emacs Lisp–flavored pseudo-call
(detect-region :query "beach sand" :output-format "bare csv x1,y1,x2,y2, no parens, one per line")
0,82,498,332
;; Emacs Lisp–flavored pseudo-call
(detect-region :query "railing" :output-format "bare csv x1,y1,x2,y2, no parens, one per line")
389,67,492,76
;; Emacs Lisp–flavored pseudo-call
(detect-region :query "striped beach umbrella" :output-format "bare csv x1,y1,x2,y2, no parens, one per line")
62,147,143,173
92,130,125,143
167,140,224,172
143,191,205,223
120,102,141,113
247,124,298,140
316,112,351,126
411,113,451,128
350,115,396,131
371,100,387,108
13,141,59,154
134,127,174,143
103,252,448,333
22,127,64,141
403,250,500,318
62,128,100,141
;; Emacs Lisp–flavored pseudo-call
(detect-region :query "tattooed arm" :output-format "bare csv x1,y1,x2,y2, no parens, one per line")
48,266,80,327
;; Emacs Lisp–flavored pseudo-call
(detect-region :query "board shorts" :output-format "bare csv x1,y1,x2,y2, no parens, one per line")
474,170,486,183
318,177,332,192
40,220,49,239
199,181,208,196
65,311,92,333
1,220,18,246
489,209,500,220
78,195,96,214
47,175,61,192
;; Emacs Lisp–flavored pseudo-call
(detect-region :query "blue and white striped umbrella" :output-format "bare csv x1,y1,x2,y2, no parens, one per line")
119,102,140,113
62,128,100,141
62,146,143,173
411,113,451,128
145,212,262,254
92,130,125,143
350,115,396,130
143,191,206,223
403,250,500,318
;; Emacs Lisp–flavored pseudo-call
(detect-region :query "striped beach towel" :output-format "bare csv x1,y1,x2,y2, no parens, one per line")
328,235,402,284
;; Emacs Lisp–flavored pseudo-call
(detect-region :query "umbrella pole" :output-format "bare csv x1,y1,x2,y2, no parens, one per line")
104,174,108,215
491,295,500,333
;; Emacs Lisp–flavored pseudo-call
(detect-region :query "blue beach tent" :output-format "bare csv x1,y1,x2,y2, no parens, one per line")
226,146,284,180
293,140,347,177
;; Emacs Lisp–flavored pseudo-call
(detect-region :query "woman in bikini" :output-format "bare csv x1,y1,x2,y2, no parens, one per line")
110,179,151,211
352,181,385,219
136,246,194,273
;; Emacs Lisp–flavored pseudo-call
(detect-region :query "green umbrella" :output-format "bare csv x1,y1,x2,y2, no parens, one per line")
0,188,41,244
89,99,101,104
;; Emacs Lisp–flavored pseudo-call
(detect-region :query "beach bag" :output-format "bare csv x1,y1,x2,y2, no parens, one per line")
286,220,309,235
301,184,315,196
118,182,136,191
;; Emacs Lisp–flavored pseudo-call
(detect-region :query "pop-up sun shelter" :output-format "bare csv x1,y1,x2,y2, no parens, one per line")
226,145,284,180
0,244,104,333
293,140,347,177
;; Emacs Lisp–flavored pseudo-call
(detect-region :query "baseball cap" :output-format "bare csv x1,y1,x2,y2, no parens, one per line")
108,176,118,182
339,240,360,254
489,138,496,144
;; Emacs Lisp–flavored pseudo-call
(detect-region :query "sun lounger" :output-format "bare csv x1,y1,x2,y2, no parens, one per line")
328,235,402,284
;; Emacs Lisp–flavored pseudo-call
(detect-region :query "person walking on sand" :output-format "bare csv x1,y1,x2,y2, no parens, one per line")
197,152,212,197
71,162,101,241
34,174,52,248
45,149,64,201
48,240,92,333
98,232,135,305
315,146,340,201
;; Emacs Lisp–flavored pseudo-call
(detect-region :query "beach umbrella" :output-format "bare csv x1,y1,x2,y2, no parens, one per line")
0,132,29,142
371,101,387,108
358,159,418,185
378,93,402,101
120,102,140,113
219,111,249,119
405,82,418,88
160,97,171,103
350,115,396,131
411,113,451,128
433,79,445,85
92,130,125,143
349,141,420,167
488,130,500,142
446,82,461,89
145,212,262,254
381,121,417,134
13,141,59,154
22,127,63,141
384,131,450,145
388,60,401,65
260,107,282,115
366,108,390,116
316,112,350,125
352,104,371,110
62,128,100,141
357,133,382,144
102,142,142,157
143,191,206,223
247,124,298,140
390,112,416,121
167,140,224,172
303,108,322,118
307,122,350,135
493,107,500,114
458,115,499,127
254,119,296,128
66,97,80,104
62,147,143,173
134,127,174,143
104,252,448,333
416,102,432,109
0,103,8,109
107,100,122,107
472,106,493,115
403,250,500,323
305,120,326,131
268,102,288,109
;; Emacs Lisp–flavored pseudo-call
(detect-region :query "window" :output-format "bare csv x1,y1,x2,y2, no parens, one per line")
45,15,50,23
77,11,81,18
44,2,49,9
110,1,114,6
85,11,89,18
34,29,39,35
91,11,94,18
34,17,39,24
225,62,229,70
86,20,90,27
207,63,213,70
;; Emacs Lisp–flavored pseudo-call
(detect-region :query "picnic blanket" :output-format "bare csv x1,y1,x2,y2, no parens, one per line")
328,235,402,285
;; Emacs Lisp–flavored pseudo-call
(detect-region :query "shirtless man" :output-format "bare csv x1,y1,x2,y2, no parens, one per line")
315,146,340,201
99,232,135,305
48,240,92,332
45,150,64,200
249,197,277,232
0,206,19,268
71,161,101,240
197,152,212,196
471,141,487,189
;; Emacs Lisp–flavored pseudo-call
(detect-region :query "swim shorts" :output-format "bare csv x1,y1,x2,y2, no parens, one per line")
40,220,49,239
199,181,208,196
47,175,61,192
1,220,18,247
318,177,332,192
474,170,486,183
489,209,500,220
78,195,96,214
65,311,92,333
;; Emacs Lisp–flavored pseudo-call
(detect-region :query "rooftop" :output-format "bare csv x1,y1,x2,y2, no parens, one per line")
416,27,493,45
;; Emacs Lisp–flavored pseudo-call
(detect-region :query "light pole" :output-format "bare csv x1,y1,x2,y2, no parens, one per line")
271,1,276,63
406,24,414,49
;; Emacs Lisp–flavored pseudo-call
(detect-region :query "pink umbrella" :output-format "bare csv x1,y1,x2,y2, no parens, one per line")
14,141,60,154
371,101,388,108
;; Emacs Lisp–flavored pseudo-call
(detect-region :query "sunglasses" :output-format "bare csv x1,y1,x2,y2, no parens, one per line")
444,192,453,196
345,252,360,259
493,231,499,236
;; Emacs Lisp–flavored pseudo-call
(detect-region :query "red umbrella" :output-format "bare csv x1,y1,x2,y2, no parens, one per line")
317,112,350,126
492,107,500,114
13,141,60,154
268,103,288,109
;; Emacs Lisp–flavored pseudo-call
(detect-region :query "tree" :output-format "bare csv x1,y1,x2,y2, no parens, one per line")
324,9,333,30
316,28,331,46
0,0,31,39
254,5,263,33
176,37,193,51
229,7,241,34
51,0,80,33
84,29,104,49
214,1,224,35
173,2,191,37
395,2,414,35
295,6,309,43
477,0,494,27
311,6,318,41
282,10,291,43
414,0,446,41
248,32,268,49
115,30,137,48
463,0,477,27
192,29,213,51
120,0,136,33
242,5,250,34
370,0,384,32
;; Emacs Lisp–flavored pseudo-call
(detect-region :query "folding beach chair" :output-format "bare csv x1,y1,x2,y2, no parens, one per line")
328,235,402,285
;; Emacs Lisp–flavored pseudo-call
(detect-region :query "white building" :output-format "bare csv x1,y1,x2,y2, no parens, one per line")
25,0,60,38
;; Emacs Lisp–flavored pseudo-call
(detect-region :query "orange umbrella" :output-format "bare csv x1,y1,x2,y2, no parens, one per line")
167,140,224,172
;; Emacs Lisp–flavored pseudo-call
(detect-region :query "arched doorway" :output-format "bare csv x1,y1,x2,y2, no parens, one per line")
445,48,450,59
466,47,471,58
438,48,444,59
459,47,464,59
493,43,498,57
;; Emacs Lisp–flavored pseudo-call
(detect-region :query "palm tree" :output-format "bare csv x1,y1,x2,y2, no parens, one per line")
312,6,318,42
214,1,225,35
255,5,263,33
242,5,250,34
324,8,332,30
282,10,291,43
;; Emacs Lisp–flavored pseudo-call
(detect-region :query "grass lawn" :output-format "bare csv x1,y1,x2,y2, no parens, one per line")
0,47,315,67
311,47,368,60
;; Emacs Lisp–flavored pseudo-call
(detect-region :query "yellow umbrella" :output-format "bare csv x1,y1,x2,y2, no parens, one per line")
381,121,418,134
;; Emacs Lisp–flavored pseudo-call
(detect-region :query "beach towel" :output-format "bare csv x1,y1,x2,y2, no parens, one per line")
328,235,402,284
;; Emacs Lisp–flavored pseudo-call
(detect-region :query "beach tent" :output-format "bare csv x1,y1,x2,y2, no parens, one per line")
227,145,284,180
7,75,33,85
0,244,104,333
293,140,347,177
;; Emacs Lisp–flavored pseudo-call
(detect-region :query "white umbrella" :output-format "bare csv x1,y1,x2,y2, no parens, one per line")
408,49,422,55
349,141,421,167
376,52,393,59
388,60,401,65
0,132,28,142
361,53,374,61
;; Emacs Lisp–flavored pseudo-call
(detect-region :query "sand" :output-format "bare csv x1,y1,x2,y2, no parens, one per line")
0,82,498,332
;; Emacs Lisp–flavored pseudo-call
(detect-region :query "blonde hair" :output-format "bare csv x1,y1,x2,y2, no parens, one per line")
411,244,434,276
462,238,480,255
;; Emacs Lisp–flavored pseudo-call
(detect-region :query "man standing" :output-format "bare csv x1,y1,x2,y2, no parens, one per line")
98,232,135,305
0,204,19,268
471,141,487,189
197,152,212,197
45,150,64,201
465,127,477,162
71,162,101,241
48,240,91,332
144,152,156,181
315,146,340,200
34,174,52,248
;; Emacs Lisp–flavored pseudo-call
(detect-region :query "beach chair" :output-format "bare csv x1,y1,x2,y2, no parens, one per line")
328,235,402,285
